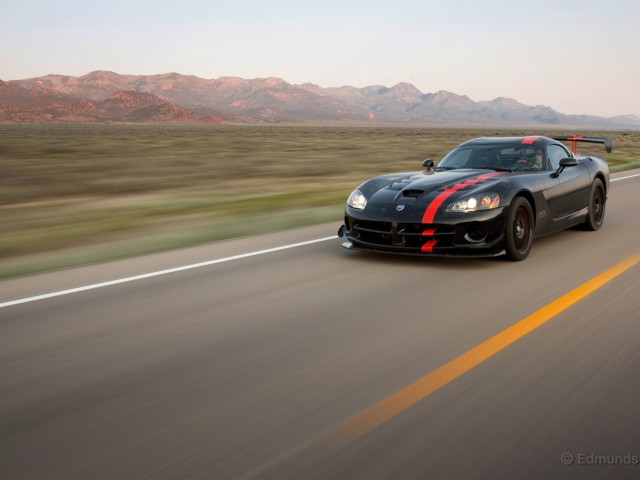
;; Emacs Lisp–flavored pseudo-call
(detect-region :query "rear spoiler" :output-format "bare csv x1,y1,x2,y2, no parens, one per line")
553,136,613,155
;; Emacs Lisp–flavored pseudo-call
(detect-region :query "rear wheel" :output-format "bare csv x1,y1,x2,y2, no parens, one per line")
583,178,606,231
504,196,534,261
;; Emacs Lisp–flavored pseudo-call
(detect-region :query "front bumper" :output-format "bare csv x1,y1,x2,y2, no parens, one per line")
339,206,507,257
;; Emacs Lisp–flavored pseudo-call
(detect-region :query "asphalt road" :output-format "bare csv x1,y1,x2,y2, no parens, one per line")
2,169,640,480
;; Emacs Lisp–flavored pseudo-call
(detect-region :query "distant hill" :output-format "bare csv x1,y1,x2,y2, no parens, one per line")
0,80,222,124
3,71,639,128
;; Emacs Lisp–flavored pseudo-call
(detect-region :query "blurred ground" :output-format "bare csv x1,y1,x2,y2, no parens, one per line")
2,125,638,278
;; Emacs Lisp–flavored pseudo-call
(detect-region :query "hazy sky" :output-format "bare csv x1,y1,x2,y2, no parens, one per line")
2,0,639,117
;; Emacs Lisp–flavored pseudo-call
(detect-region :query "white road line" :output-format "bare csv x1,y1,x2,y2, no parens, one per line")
0,236,336,309
612,172,640,182
3,171,638,310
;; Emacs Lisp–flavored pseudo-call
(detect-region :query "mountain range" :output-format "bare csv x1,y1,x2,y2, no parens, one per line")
1,70,639,128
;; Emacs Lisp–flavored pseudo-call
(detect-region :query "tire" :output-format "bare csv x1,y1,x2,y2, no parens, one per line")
583,178,606,231
504,196,534,261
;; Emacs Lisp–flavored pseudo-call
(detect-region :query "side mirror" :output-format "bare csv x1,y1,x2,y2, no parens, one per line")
422,158,435,172
552,157,578,178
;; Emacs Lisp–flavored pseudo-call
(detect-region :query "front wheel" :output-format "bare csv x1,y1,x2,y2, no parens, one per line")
504,197,534,261
583,178,606,231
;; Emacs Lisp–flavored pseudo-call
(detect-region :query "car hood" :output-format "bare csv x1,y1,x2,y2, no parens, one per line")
367,169,506,204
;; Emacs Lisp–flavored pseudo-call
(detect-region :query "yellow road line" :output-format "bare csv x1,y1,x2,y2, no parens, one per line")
331,252,640,444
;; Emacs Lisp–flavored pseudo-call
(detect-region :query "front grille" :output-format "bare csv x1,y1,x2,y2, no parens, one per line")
348,219,455,251
344,215,504,255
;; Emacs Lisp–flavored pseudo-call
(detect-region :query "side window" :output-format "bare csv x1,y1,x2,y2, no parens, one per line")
547,145,570,170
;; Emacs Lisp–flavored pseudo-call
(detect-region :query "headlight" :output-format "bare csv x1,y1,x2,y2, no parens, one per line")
347,189,367,210
446,193,500,212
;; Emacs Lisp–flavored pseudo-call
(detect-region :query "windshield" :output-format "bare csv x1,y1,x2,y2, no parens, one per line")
437,144,546,171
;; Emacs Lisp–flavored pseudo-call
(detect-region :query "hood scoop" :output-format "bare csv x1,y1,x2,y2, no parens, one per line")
393,188,424,203
402,189,424,198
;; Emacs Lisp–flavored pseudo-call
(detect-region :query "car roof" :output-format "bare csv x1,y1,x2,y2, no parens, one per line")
458,136,560,148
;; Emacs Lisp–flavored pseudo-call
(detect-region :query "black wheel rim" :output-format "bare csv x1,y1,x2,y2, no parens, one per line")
593,187,604,225
513,206,531,253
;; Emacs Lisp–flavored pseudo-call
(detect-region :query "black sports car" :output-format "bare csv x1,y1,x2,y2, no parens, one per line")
338,135,611,260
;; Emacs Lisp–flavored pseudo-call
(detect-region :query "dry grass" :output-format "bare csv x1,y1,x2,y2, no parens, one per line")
1,125,639,278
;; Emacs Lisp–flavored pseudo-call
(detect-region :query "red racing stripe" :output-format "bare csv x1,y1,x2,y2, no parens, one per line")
421,171,504,224
421,240,438,253
419,171,504,253
522,136,539,145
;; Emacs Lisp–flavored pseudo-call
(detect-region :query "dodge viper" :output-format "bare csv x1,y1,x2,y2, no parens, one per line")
338,135,611,260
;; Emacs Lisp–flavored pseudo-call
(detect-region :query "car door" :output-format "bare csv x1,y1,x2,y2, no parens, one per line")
545,144,591,220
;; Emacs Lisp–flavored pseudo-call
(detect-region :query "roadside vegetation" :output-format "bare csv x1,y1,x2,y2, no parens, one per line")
2,125,639,278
